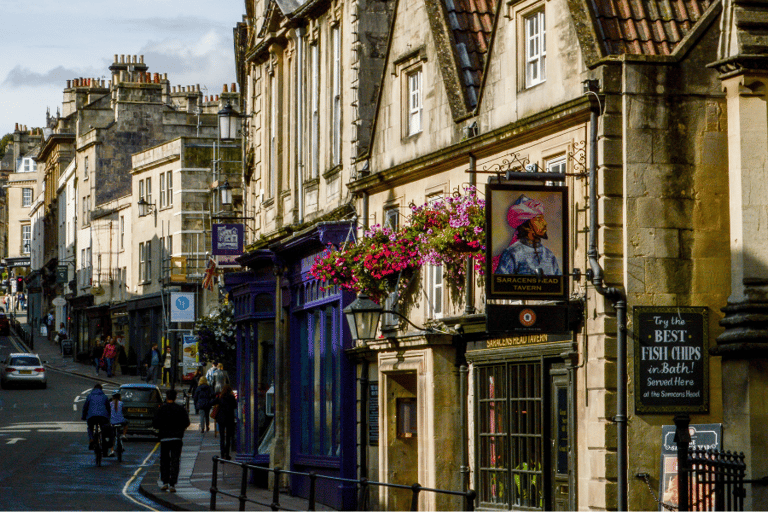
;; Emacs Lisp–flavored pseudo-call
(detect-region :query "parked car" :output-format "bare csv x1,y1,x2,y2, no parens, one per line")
0,313,10,335
118,383,164,437
1,353,47,389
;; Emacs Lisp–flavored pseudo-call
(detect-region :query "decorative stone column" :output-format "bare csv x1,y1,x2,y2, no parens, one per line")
711,30,768,507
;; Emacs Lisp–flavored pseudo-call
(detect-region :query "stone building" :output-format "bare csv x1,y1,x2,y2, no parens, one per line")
230,0,394,508
28,54,240,373
231,0,768,509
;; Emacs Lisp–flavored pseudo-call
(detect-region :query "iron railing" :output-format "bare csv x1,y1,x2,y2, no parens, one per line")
686,448,746,511
209,457,477,511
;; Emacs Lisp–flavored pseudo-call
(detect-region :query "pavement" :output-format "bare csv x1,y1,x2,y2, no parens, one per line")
8,310,329,512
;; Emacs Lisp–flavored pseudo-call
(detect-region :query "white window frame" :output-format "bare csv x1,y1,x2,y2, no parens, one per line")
146,177,152,206
139,180,145,202
310,40,320,179
407,68,423,136
145,240,152,282
425,263,444,318
160,172,166,208
525,10,546,88
22,188,32,207
120,215,125,250
331,24,342,166
139,242,145,283
84,156,89,180
167,171,173,206
269,71,278,197
22,225,31,254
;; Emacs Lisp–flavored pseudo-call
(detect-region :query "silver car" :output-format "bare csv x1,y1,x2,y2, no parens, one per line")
1,353,47,389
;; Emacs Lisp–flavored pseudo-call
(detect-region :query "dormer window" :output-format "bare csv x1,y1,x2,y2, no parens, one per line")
524,10,546,88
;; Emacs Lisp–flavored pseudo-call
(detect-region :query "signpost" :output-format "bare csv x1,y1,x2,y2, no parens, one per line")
634,306,709,414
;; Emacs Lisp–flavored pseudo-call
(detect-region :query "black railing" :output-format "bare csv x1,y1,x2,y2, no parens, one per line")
686,448,746,511
209,457,477,511
9,315,33,349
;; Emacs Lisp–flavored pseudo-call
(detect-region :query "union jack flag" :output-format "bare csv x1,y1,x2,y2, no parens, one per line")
202,257,217,290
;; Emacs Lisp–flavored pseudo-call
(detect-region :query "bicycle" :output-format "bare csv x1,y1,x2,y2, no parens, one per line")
112,423,125,462
92,422,104,467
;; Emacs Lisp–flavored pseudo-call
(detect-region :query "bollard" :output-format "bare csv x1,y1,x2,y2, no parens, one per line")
239,462,249,511
410,483,422,511
272,467,281,511
465,489,477,511
308,472,317,511
674,414,691,512
210,456,220,511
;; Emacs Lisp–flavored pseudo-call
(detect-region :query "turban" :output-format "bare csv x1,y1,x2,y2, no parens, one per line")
507,195,544,230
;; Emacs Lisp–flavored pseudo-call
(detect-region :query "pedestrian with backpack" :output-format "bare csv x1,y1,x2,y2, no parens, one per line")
193,377,214,433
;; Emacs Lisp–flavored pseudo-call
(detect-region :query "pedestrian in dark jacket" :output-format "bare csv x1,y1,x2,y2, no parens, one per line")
91,342,104,376
81,383,111,448
152,389,190,492
193,377,214,432
211,384,237,460
141,344,162,384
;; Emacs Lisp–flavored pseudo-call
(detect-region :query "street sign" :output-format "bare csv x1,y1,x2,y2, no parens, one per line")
170,292,195,322
52,296,66,306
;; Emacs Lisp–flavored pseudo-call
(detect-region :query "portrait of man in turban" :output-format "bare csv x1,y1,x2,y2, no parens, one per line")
494,194,562,276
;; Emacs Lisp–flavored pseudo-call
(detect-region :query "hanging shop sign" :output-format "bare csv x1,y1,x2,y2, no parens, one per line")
634,306,709,414
486,304,570,334
212,223,244,256
658,423,721,511
56,265,69,284
485,183,568,300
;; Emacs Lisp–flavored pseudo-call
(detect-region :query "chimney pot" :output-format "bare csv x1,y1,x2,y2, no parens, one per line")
114,54,118,63
231,83,236,92
140,55,144,64
67,80,71,88
120,54,125,63
223,84,228,93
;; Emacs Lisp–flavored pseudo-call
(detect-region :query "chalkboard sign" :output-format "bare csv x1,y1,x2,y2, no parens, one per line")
634,306,709,414
369,383,379,445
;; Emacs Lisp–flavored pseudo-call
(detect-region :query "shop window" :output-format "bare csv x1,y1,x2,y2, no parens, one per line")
476,362,544,509
298,304,342,458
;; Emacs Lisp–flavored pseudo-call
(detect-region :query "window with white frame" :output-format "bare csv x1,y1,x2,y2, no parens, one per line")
385,207,400,231
424,193,444,317
310,40,320,179
331,24,342,166
546,155,566,174
160,172,166,208
22,225,31,254
97,255,102,286
407,68,423,136
145,177,152,206
22,188,32,207
145,240,152,282
139,242,145,283
167,171,173,206
525,10,546,88
269,71,278,197
86,246,92,285
120,215,125,250
139,179,145,201
84,156,89,180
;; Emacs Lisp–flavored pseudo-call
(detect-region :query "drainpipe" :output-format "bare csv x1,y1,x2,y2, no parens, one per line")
460,365,469,494
586,83,628,511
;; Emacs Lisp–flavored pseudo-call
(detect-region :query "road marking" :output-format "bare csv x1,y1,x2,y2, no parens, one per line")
122,442,161,511
0,421,86,433
6,438,25,444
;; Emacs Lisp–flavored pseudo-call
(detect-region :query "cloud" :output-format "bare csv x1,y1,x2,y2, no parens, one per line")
3,65,105,88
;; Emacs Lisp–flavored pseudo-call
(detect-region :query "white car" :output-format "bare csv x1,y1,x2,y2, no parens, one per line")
1,353,47,389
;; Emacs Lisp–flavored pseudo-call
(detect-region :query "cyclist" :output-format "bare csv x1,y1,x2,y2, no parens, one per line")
81,383,111,450
108,392,128,457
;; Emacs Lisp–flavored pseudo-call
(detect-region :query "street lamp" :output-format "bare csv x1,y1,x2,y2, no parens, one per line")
219,181,233,207
218,101,240,142
343,294,382,341
137,197,157,218
343,293,444,341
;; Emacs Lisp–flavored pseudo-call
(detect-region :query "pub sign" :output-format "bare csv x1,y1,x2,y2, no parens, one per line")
634,306,709,414
212,223,244,256
485,183,568,300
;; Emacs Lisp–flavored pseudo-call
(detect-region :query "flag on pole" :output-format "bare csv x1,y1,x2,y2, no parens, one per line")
202,256,217,290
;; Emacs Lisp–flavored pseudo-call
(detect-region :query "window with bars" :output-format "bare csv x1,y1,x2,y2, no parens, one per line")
525,10,546,88
476,361,544,509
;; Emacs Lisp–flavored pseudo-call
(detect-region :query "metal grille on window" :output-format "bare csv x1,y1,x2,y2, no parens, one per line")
477,362,544,510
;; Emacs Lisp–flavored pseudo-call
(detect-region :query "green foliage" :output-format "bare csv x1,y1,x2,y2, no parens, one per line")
0,133,13,157
193,302,236,372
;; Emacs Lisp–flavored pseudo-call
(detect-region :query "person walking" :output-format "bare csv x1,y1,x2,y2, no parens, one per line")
102,337,119,378
162,346,173,386
188,366,204,409
193,376,214,433
212,363,230,394
142,344,162,384
91,341,104,376
152,389,190,492
211,384,237,460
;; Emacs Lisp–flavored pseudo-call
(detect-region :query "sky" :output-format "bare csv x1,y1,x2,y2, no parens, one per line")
0,0,246,137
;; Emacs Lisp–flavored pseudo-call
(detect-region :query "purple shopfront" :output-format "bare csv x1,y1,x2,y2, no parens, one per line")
228,223,358,510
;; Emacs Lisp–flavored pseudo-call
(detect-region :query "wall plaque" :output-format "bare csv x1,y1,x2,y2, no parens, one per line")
634,306,709,414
